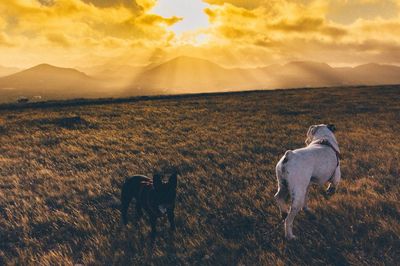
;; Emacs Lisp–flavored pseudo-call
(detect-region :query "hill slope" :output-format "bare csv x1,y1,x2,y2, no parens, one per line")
127,57,400,94
0,64,106,102
130,56,250,92
0,85,398,265
344,63,400,85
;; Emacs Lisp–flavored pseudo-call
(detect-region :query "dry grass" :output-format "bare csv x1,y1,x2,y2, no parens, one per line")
0,86,399,265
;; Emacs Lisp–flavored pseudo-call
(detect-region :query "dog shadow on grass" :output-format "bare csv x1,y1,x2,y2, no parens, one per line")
273,201,396,266
252,206,350,265
109,218,179,265
85,193,178,265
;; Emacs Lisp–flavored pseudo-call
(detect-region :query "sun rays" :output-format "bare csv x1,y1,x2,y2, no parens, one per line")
1,0,400,68
152,0,209,34
151,0,210,45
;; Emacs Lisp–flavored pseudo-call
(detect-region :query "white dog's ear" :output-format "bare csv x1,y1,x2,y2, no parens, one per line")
327,124,336,133
305,125,317,145
307,125,317,136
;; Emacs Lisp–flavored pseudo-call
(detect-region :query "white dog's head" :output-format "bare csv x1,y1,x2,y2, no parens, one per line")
305,124,338,148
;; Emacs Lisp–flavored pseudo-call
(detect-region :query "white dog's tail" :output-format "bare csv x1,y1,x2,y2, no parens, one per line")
275,150,293,203
277,150,293,185
282,150,293,165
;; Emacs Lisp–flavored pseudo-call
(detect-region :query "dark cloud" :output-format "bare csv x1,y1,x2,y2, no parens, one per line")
204,0,268,10
270,17,347,37
37,0,55,6
81,0,141,10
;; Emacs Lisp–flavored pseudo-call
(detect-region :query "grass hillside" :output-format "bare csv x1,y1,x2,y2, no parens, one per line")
0,85,399,265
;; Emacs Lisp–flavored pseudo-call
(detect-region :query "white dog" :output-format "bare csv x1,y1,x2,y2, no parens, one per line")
275,124,341,240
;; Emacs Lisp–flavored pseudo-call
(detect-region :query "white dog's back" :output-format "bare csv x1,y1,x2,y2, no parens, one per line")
280,144,338,186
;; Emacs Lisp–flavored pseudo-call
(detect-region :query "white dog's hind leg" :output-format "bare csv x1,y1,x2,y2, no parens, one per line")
327,167,341,196
274,181,289,219
275,157,290,219
303,185,312,212
285,187,306,240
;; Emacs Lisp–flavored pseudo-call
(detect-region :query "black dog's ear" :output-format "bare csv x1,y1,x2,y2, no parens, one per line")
327,124,336,132
168,170,178,190
153,173,162,190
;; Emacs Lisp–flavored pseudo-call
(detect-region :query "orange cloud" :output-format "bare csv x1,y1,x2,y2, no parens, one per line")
46,33,71,48
0,0,180,66
0,33,13,47
199,0,400,66
1,0,400,68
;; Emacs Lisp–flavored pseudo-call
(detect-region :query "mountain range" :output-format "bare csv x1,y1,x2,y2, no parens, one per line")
1,57,400,103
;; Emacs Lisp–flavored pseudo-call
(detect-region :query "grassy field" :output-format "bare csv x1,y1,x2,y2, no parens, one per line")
0,85,399,265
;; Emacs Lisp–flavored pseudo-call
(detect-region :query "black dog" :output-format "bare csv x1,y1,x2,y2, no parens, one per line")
120,170,177,237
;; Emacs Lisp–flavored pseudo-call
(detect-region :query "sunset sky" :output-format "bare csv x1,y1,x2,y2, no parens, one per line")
1,0,400,68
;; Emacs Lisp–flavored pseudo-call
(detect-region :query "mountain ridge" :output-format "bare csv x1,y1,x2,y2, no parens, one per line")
0,63,105,103
1,58,400,103
126,56,400,92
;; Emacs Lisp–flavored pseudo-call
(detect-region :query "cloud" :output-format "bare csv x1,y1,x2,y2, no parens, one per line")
0,0,180,66
199,0,400,66
352,18,400,40
0,33,14,47
203,2,345,46
325,0,399,24
204,0,270,9
46,33,71,48
81,0,141,10
38,0,55,6
1,0,400,67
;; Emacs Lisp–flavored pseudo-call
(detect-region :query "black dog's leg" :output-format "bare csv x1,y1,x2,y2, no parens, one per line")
135,201,143,219
167,208,176,231
150,216,157,238
121,183,135,225
121,199,133,225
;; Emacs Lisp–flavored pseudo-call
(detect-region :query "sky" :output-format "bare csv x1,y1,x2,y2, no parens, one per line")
1,0,400,68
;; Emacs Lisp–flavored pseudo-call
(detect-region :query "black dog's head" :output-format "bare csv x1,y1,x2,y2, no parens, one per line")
152,170,178,214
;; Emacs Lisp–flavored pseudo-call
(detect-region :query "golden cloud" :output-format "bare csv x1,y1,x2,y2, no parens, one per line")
0,33,14,47
1,0,400,67
203,2,345,45
199,0,400,66
204,0,271,9
0,0,180,66
46,33,71,48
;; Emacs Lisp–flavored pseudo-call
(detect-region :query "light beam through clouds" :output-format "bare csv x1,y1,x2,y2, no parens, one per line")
152,0,209,34
1,0,400,68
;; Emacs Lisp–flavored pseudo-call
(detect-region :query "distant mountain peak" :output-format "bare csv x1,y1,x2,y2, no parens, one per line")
172,55,207,60
31,63,79,71
360,62,380,66
354,62,390,69
19,63,89,77
163,56,219,65
147,56,225,73
34,63,53,68
285,61,332,68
